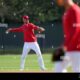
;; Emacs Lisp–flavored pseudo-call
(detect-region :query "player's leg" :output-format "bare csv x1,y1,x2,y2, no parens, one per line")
31,42,46,71
54,61,67,72
54,53,71,73
20,42,30,70
54,61,69,72
70,52,80,72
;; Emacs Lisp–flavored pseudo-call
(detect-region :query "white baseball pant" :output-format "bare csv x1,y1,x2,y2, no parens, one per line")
20,42,45,71
53,52,80,73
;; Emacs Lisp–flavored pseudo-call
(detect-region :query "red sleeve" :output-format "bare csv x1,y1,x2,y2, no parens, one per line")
63,10,74,46
73,10,80,31
67,9,80,49
10,26,24,32
68,30,80,50
30,23,39,30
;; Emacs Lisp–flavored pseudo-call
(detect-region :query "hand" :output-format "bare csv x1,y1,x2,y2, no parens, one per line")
64,46,67,51
40,27,45,31
6,28,12,34
38,27,45,33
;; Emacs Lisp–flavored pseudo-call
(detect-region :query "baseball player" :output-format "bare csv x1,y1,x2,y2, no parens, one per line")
6,15,46,71
52,0,80,72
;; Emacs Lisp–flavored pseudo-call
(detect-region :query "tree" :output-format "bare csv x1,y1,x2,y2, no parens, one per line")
0,0,80,23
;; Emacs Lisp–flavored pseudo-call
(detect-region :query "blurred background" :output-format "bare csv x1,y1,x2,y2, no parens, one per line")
0,0,80,54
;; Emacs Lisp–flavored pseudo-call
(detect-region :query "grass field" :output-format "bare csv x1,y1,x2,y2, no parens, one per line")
0,53,54,72
0,53,72,73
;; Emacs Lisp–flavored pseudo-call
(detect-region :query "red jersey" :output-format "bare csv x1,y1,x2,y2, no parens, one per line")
63,4,80,51
10,23,39,42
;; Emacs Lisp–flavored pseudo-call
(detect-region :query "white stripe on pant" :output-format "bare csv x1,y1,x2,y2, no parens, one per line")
54,52,80,73
20,42,45,70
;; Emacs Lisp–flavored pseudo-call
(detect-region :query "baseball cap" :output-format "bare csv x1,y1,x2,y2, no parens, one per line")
22,15,29,20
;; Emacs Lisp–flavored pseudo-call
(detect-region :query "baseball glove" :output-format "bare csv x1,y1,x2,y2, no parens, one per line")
52,47,65,62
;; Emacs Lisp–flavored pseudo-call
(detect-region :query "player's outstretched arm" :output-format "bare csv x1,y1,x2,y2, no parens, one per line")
6,28,13,34
6,27,23,34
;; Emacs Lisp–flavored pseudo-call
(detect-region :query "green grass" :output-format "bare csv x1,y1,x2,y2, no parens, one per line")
0,54,53,72
0,53,72,72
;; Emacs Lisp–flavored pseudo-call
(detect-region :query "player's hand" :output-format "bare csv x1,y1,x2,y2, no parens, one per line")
64,46,67,51
38,27,45,33
6,28,12,34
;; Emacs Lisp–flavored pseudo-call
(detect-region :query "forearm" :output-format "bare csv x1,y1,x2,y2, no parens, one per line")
38,27,45,33
10,28,23,32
